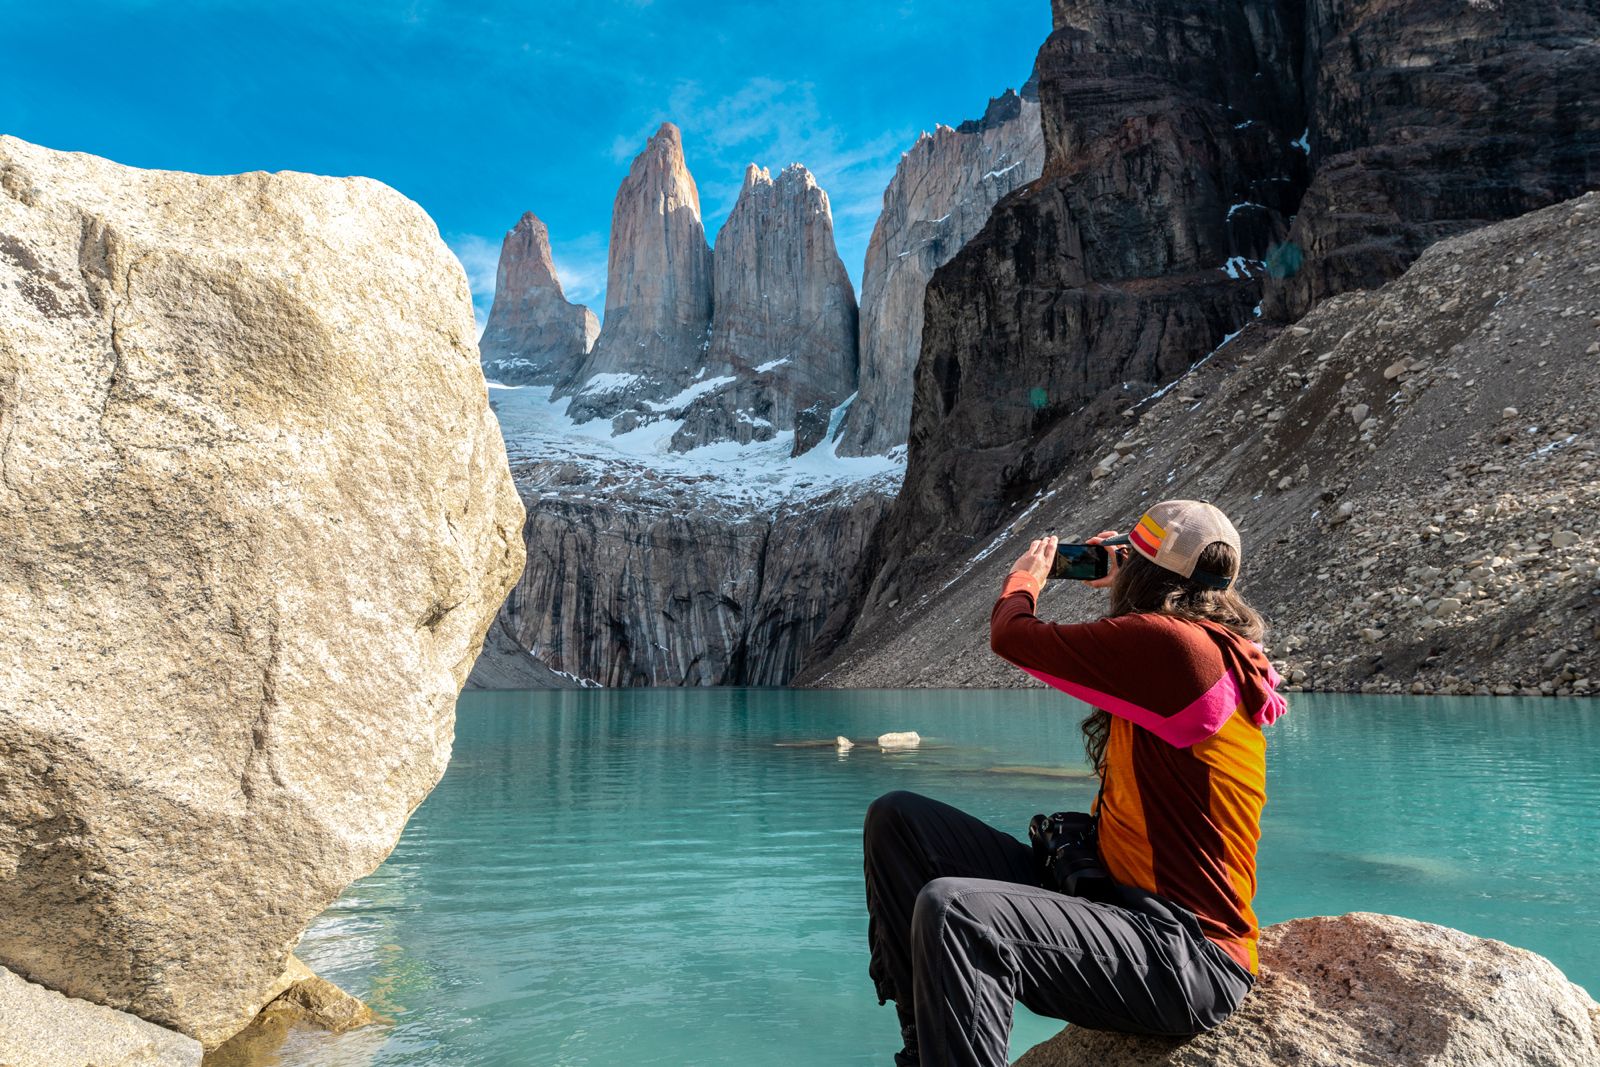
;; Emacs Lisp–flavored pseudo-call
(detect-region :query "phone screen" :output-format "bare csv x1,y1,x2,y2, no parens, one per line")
1050,543,1110,581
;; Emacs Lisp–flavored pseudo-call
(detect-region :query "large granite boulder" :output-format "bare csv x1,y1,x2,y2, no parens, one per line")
0,965,201,1067
1015,913,1600,1067
0,136,524,1045
478,211,598,386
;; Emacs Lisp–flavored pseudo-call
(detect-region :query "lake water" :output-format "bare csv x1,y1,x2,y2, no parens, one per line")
277,690,1600,1066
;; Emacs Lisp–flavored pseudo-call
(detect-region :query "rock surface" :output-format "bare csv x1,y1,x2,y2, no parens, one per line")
1015,913,1600,1067
0,965,201,1067
838,85,1044,457
809,0,1600,670
565,122,714,424
674,164,858,456
497,439,895,686
478,211,598,386
1265,1,1600,321
465,615,589,690
0,136,524,1044
203,955,377,1067
800,194,1600,696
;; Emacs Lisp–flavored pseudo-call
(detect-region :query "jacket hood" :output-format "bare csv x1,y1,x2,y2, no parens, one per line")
1195,619,1288,728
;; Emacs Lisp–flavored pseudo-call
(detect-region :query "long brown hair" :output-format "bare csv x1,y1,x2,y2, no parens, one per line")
1080,542,1265,775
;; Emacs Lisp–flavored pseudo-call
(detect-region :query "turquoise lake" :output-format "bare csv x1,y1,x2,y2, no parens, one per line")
279,690,1600,1066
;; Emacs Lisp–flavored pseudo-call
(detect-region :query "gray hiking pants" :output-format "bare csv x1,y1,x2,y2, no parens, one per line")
863,790,1254,1067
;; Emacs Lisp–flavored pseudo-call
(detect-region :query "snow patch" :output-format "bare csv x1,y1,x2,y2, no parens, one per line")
489,384,904,511
1222,256,1259,279
645,375,737,412
755,357,792,373
577,372,642,396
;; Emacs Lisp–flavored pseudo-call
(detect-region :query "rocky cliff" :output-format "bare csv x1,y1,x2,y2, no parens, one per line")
478,211,598,386
564,122,715,426
474,130,914,689
1266,0,1600,321
809,0,1600,668
0,136,523,1047
488,383,899,687
1017,913,1600,1067
837,85,1045,457
671,163,859,456
799,194,1600,697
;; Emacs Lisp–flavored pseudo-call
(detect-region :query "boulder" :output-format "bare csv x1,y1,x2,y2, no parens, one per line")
0,135,524,1045
0,965,201,1067
1014,913,1600,1067
202,955,377,1066
1264,1,1600,321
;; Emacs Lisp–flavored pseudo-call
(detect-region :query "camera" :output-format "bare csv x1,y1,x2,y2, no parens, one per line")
1028,811,1110,897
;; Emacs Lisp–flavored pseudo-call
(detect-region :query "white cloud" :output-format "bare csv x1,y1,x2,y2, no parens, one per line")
446,232,500,337
552,233,610,314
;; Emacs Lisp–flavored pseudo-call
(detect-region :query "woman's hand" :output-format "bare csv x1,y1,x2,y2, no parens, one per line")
1084,530,1123,590
1010,535,1058,591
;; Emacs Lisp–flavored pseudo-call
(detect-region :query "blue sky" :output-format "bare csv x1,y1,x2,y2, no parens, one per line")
0,1,1049,329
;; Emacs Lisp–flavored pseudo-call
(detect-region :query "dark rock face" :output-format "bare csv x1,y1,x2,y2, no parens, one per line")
818,0,1307,645
1266,0,1600,320
478,212,598,386
498,471,893,687
809,0,1600,665
798,193,1600,698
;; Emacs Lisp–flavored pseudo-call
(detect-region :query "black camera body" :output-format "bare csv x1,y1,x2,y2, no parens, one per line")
1028,810,1111,897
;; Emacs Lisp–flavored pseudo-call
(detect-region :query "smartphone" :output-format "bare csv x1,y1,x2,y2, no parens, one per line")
1050,543,1111,581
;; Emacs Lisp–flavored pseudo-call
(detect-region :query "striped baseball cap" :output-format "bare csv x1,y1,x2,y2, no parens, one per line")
1115,499,1241,590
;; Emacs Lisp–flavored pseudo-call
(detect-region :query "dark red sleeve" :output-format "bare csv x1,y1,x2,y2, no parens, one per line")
990,573,1233,747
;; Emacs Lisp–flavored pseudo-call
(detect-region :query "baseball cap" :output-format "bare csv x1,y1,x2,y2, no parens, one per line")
1108,499,1241,589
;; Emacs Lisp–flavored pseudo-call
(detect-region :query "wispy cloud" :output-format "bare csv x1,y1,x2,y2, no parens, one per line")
552,230,610,314
447,232,500,337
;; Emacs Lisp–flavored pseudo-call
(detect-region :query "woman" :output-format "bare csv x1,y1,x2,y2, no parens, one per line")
862,499,1286,1067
